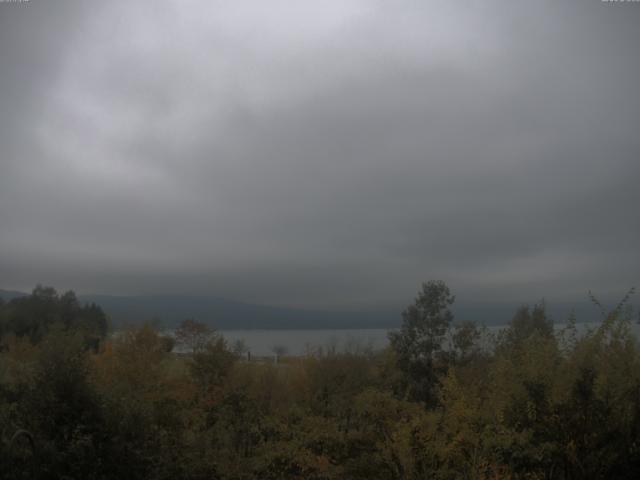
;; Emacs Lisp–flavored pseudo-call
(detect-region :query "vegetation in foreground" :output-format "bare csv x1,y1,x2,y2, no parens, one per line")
1,282,639,479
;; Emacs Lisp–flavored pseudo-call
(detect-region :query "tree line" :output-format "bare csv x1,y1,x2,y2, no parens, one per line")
0,281,639,479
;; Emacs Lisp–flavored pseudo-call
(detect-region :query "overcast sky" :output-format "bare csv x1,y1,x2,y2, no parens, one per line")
1,0,638,310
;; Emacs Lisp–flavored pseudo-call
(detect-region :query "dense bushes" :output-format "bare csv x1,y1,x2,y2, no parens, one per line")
1,284,639,479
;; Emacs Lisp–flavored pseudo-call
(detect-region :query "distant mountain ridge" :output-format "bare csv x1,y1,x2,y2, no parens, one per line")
0,289,28,301
80,294,399,330
1,288,614,329
0,289,397,329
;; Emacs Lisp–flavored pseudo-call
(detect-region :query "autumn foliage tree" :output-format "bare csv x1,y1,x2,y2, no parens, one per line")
174,318,213,354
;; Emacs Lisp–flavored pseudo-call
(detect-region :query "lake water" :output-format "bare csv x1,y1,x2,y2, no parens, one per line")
217,321,640,357
218,329,391,357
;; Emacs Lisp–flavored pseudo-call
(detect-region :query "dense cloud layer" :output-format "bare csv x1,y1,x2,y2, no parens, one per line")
1,0,639,309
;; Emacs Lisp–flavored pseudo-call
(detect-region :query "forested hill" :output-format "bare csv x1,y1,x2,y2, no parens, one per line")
1,288,608,329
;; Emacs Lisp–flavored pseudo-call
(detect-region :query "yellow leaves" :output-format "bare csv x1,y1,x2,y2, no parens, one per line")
90,324,188,414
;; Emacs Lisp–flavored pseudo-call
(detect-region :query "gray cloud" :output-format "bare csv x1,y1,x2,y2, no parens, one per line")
1,0,638,309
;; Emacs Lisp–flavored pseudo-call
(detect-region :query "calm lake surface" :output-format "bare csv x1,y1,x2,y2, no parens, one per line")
219,329,390,357
217,321,640,357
